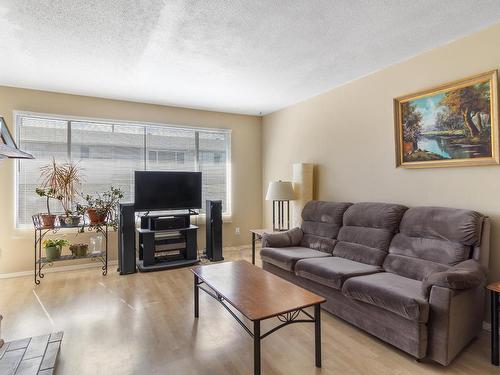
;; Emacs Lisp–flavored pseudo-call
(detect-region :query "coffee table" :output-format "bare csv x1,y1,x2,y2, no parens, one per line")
191,260,325,375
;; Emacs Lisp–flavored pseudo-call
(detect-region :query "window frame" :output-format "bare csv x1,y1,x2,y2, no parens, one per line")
14,110,232,228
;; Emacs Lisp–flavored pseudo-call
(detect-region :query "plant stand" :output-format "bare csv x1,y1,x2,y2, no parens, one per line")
32,216,108,285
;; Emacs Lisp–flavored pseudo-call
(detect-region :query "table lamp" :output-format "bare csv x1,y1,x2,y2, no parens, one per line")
266,180,295,231
0,117,34,160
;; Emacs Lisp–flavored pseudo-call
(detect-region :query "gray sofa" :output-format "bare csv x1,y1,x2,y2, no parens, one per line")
261,201,490,366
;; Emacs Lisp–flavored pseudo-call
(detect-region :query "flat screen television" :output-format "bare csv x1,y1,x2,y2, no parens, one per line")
134,171,202,211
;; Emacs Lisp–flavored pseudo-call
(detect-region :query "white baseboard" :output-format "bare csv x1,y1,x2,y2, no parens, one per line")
223,245,252,251
0,260,118,279
0,245,252,280
0,245,253,279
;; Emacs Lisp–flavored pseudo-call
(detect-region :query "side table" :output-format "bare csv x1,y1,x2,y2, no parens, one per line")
249,229,275,265
487,282,500,366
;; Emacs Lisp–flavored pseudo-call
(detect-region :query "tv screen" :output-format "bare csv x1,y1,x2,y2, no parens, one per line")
134,171,202,211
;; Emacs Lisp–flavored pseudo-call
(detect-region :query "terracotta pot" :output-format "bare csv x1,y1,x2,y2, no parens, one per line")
40,214,56,228
87,209,106,224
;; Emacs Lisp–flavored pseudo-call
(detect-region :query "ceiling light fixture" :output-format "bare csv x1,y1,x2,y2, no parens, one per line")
0,117,34,160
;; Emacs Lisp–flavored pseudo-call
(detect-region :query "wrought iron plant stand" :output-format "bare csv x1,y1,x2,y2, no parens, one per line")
32,215,108,285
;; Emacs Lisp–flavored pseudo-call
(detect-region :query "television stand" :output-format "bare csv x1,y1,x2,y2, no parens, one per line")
136,213,199,272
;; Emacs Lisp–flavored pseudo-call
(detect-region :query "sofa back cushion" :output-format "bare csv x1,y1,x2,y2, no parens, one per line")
333,202,408,265
384,206,484,281
300,201,352,253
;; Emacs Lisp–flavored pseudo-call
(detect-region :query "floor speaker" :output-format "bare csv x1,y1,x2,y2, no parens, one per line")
118,203,136,274
206,200,223,261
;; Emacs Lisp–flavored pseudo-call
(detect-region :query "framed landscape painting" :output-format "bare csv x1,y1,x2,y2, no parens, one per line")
394,70,499,168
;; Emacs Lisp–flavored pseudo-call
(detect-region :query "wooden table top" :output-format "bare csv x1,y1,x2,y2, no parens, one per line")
191,260,325,321
487,281,500,293
249,228,276,236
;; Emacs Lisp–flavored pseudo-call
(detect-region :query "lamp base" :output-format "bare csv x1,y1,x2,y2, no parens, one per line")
273,227,289,232
272,200,290,232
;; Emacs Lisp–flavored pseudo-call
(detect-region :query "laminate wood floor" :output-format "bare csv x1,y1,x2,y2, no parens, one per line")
0,248,497,374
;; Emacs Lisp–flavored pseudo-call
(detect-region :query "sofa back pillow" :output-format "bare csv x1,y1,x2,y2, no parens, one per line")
333,202,408,265
384,206,484,281
300,201,352,253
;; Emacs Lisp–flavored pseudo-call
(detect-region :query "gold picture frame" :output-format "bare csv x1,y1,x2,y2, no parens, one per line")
394,70,499,168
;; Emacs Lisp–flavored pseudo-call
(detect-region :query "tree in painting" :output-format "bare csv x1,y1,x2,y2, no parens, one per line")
435,109,463,131
401,80,492,163
440,84,489,137
402,103,422,151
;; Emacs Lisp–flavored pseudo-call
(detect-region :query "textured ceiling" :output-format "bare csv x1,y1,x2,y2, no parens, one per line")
1,1,500,115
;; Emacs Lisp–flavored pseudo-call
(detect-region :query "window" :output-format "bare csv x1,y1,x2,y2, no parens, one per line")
199,132,229,209
16,112,231,227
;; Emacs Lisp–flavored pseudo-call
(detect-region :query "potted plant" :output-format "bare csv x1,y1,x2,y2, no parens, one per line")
36,159,83,228
69,243,89,257
43,238,69,261
35,187,61,227
78,193,106,224
55,161,83,227
77,186,124,230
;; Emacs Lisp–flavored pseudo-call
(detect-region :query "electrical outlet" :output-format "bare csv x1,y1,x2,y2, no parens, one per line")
235,227,240,235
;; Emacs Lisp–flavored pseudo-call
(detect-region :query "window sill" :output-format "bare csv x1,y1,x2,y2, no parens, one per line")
190,214,232,225
16,213,233,231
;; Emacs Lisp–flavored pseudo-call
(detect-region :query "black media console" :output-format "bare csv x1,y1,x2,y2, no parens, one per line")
136,212,199,272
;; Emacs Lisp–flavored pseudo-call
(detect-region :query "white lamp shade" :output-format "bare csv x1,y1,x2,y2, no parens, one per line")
266,181,295,201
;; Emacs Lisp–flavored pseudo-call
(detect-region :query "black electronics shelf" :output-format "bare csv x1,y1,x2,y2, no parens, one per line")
136,213,199,272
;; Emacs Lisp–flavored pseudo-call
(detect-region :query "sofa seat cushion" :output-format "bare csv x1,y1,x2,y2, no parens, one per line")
295,257,382,290
260,247,331,272
342,273,429,322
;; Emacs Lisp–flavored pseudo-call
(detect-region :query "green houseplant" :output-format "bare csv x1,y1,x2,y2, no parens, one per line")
36,159,63,227
43,239,69,261
55,161,83,227
36,159,83,227
77,187,124,230
35,187,61,227
69,243,89,257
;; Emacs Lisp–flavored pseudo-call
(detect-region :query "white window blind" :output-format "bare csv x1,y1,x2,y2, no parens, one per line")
16,113,231,227
199,131,229,208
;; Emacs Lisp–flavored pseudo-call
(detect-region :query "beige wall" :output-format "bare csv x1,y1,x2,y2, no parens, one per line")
263,23,500,281
0,87,262,274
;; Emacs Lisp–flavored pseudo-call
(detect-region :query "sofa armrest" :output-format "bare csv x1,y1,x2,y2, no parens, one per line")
427,284,485,365
422,259,486,296
261,227,303,248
